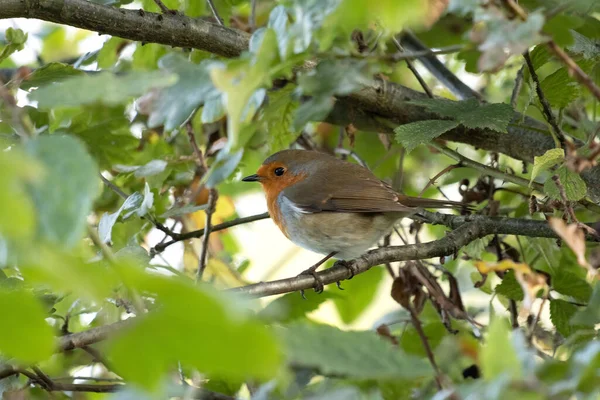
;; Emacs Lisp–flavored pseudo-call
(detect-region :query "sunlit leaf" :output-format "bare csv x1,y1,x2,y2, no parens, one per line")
0,289,54,363
530,148,564,186
332,266,383,324
544,166,587,201
480,317,521,380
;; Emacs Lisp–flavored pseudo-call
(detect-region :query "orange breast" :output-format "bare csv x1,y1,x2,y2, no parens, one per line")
261,173,306,239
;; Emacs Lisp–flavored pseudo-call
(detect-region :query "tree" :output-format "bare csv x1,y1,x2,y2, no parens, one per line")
1,0,600,398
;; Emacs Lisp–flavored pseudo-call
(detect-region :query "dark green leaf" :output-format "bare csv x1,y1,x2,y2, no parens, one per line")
332,266,384,324
30,71,177,108
543,166,587,201
540,67,581,108
549,299,578,337
0,289,54,363
410,98,514,132
25,135,100,247
543,14,582,46
495,270,524,301
552,270,592,302
394,120,459,153
279,322,432,379
571,284,600,326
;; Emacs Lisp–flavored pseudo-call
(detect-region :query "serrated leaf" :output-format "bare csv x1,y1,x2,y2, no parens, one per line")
332,266,383,324
24,135,99,247
540,67,581,108
550,299,578,337
261,86,299,152
544,166,587,201
481,317,521,380
0,289,54,363
30,71,177,108
552,270,592,302
495,270,524,301
568,30,600,60
410,98,514,133
530,148,564,186
19,63,85,91
394,120,459,153
279,322,431,379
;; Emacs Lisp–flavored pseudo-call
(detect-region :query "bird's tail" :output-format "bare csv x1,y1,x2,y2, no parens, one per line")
398,195,471,210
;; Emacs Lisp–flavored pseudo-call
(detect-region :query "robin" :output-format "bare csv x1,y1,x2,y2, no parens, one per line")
242,149,466,292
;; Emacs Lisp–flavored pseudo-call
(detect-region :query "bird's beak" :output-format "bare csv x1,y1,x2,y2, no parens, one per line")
242,174,261,182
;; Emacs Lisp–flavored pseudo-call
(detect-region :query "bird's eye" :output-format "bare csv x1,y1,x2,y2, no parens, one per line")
274,167,285,176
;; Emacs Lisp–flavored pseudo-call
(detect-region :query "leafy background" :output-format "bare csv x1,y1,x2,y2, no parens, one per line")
1,0,600,399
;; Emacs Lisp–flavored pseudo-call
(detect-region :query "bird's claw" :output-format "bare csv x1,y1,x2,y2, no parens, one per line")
298,268,325,295
334,260,359,279
336,281,344,290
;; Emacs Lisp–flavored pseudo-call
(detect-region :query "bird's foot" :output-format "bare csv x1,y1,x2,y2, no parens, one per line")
298,267,325,297
334,259,359,279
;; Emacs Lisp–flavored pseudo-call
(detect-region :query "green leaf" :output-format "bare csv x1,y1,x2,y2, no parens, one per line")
394,120,459,153
108,270,281,389
495,270,524,301
410,98,514,132
295,59,375,129
332,266,383,324
530,148,564,186
550,299,578,337
539,67,581,108
148,54,223,130
30,71,177,108
97,37,128,69
480,317,521,380
0,28,27,64
160,204,207,219
19,63,84,91
462,235,493,259
568,30,600,60
261,86,299,153
543,166,587,201
24,135,100,247
204,148,244,188
0,289,54,363
0,148,39,241
552,270,592,302
400,321,446,357
98,188,151,244
571,284,600,326
279,322,432,379
260,290,332,323
543,14,582,46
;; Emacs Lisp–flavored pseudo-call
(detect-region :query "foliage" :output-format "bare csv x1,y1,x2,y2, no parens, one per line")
1,0,599,399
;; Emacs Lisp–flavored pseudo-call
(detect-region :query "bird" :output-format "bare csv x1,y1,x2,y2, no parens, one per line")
242,149,467,292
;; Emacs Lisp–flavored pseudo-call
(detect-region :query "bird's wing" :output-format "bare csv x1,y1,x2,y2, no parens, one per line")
281,164,415,213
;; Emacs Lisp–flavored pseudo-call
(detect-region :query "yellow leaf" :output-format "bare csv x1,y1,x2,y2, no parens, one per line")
548,218,592,272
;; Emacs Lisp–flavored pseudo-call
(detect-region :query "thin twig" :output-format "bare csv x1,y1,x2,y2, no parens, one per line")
206,0,224,26
249,0,257,30
392,36,433,98
99,174,128,200
523,51,565,146
152,212,270,254
152,0,175,14
197,188,218,282
547,41,600,101
511,64,525,109
418,163,461,198
552,174,577,223
407,306,443,390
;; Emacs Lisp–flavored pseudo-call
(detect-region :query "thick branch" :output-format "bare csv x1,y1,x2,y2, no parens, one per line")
3,0,600,202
